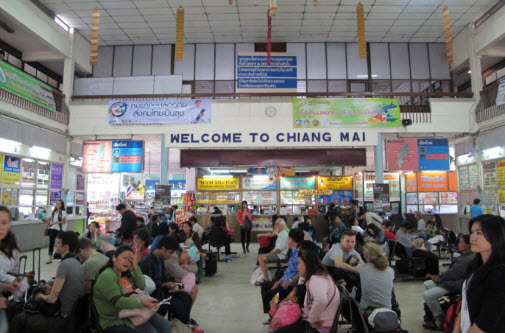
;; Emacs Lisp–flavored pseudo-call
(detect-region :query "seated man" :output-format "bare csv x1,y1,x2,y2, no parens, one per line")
260,229,305,314
76,238,109,294
396,220,440,277
189,216,204,240
11,231,84,333
413,212,430,251
139,236,193,322
423,235,474,330
322,230,364,291
257,219,290,284
322,215,347,251
381,220,396,240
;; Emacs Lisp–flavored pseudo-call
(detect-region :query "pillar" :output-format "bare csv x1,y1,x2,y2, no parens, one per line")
160,134,168,185
375,132,384,183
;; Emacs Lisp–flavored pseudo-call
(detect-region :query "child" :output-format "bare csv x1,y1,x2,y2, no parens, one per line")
267,284,306,332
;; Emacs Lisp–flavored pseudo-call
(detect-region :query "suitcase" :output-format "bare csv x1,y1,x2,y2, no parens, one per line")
205,252,217,276
396,257,426,277
32,248,42,283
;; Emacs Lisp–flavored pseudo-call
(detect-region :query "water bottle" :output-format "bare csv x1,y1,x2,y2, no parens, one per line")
273,292,279,303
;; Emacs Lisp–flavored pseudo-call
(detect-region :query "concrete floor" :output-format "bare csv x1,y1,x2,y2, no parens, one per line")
22,243,443,333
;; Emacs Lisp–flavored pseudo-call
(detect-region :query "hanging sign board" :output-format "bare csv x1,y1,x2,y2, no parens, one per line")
299,189,332,195
418,172,449,192
83,141,144,173
373,183,390,203
418,139,450,171
197,178,240,190
280,177,316,190
243,177,277,190
317,176,353,190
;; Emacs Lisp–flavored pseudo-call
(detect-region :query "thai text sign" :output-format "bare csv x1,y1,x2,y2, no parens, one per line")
108,99,212,125
243,177,277,190
418,139,450,170
299,189,332,195
280,177,316,190
497,159,505,187
418,172,448,192
236,53,297,93
406,173,417,192
0,60,56,112
293,98,400,128
373,184,390,203
197,178,240,190
83,141,143,173
2,155,20,186
318,176,353,190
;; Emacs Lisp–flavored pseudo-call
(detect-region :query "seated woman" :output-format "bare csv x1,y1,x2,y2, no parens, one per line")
358,243,394,311
365,223,389,257
164,249,199,306
93,246,171,333
133,228,151,260
177,221,205,282
80,221,104,251
209,216,234,262
275,248,340,333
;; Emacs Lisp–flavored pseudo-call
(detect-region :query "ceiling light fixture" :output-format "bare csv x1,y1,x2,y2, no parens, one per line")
203,174,232,178
467,70,471,74
54,15,69,32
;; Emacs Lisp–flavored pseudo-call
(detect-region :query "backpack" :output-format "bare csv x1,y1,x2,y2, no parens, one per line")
443,297,461,333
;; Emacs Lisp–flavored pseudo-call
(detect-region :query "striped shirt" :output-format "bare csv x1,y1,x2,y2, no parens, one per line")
395,229,415,256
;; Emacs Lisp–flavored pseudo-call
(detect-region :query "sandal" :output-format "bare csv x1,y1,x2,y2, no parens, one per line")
423,320,443,331
262,319,271,325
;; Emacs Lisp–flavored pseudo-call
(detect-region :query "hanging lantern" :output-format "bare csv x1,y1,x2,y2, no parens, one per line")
269,0,277,16
89,9,100,65
443,7,453,66
267,9,272,65
175,7,184,61
356,3,367,58
229,0,233,4
314,0,317,6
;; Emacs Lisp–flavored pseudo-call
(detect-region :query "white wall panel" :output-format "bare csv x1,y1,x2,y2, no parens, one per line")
113,46,133,77
93,46,113,78
346,43,368,79
306,43,326,79
132,45,152,76
152,45,172,75
74,78,114,95
326,43,346,79
390,43,410,79
215,43,234,80
287,43,306,79
409,43,430,80
370,43,390,79
174,44,195,81
429,43,450,80
195,44,215,80
113,77,154,94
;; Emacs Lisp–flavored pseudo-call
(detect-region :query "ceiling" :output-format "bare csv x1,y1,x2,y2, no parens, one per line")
39,0,499,46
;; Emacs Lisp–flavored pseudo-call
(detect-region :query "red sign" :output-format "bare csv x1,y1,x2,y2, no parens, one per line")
82,141,112,173
386,139,419,171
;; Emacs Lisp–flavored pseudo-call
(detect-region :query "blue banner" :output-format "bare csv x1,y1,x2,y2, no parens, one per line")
108,99,212,125
111,141,144,173
169,180,186,190
145,179,159,192
318,190,353,205
418,139,450,170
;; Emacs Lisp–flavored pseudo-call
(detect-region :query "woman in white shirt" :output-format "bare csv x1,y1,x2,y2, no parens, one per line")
45,200,66,264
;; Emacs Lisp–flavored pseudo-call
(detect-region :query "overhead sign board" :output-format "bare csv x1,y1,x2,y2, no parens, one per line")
197,178,240,190
83,141,144,173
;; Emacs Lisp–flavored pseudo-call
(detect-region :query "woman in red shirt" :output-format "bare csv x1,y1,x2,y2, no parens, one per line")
238,201,252,254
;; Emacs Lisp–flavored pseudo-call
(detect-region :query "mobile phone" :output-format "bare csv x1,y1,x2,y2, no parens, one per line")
174,283,184,290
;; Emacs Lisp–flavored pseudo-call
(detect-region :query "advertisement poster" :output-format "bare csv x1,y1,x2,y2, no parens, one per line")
483,162,497,188
82,141,113,173
355,173,363,200
384,173,400,201
318,190,353,205
386,139,419,171
111,141,144,173
145,179,160,192
373,183,390,203
50,164,63,189
77,173,85,191
418,172,449,192
406,173,417,192
243,177,277,190
499,189,505,204
108,99,212,125
496,77,505,107
440,192,458,204
419,192,439,204
418,139,450,170
497,159,505,187
154,185,171,205
280,177,316,190
236,53,297,92
37,162,50,188
2,189,18,205
458,166,469,190
21,159,36,187
75,192,84,205
0,154,2,186
485,189,499,205
197,178,240,190
50,191,62,205
318,176,353,190
364,173,375,201
3,155,20,186
0,60,56,112
293,98,400,128
407,193,418,204
468,164,479,189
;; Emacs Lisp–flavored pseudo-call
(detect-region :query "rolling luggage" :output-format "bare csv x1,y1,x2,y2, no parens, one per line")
205,252,217,276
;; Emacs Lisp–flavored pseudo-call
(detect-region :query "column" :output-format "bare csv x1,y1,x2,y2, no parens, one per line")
375,132,384,183
467,27,483,100
62,30,76,106
160,134,168,185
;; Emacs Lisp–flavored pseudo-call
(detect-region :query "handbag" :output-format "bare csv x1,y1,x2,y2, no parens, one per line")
100,238,116,254
244,215,253,233
117,289,157,326
44,220,50,236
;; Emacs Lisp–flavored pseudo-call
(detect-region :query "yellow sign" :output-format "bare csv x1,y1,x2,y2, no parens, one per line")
0,154,2,186
197,199,238,204
318,176,353,190
197,178,240,190
299,189,332,195
498,159,505,187
499,189,505,204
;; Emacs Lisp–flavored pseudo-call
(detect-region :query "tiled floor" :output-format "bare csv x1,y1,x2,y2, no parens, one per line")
21,243,444,333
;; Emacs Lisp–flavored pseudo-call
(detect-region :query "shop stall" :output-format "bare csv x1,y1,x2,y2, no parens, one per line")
354,171,401,215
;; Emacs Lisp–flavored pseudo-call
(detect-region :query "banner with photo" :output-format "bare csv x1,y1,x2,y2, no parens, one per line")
108,99,212,125
293,98,400,128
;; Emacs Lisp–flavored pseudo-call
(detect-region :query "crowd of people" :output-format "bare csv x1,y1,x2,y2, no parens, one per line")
2,199,505,333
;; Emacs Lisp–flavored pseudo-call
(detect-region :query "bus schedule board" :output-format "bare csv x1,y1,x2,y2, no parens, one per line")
83,140,144,173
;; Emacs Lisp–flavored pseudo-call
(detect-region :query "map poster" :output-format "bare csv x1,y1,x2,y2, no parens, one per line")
82,141,113,173
386,139,419,171
483,162,497,188
458,166,469,190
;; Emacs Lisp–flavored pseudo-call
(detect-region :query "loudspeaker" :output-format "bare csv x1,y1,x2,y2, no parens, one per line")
402,119,412,126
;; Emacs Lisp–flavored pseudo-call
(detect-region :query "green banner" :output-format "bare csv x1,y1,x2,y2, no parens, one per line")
293,98,400,128
0,60,56,112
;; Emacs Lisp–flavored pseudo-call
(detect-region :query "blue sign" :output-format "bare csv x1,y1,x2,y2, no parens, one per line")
111,140,144,173
169,180,186,190
318,190,353,205
145,179,160,192
236,54,297,91
418,139,450,171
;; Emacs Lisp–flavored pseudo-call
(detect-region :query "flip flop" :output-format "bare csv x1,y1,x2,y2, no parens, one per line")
262,319,271,325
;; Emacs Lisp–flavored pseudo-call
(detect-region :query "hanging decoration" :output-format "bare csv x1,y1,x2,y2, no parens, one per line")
175,7,185,61
314,0,317,6
89,9,100,65
267,9,272,65
356,3,367,58
443,7,453,66
229,0,233,4
269,0,278,16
